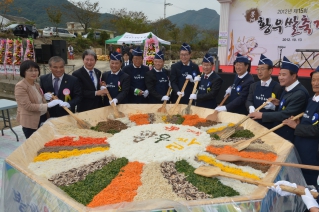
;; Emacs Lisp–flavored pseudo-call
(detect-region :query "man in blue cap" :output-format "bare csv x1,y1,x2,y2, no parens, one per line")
145,51,170,103
123,46,150,103
215,53,254,114
245,54,283,129
189,53,223,109
249,56,309,142
170,43,201,104
100,52,130,106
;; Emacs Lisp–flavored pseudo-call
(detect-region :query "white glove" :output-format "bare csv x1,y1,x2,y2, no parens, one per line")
177,91,184,97
264,101,276,110
302,188,319,210
215,106,227,112
270,180,297,196
100,86,107,90
161,95,170,101
249,106,255,114
59,101,70,108
185,74,194,82
143,90,149,98
44,92,53,101
47,99,63,108
224,87,232,97
189,94,197,100
109,98,118,106
194,76,201,82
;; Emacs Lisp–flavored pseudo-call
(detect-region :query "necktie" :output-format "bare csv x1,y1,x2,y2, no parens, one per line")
54,77,59,95
126,62,128,66
204,75,208,79
261,81,267,86
89,71,94,82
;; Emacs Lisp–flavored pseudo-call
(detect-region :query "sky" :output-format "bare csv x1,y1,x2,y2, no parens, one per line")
73,0,221,21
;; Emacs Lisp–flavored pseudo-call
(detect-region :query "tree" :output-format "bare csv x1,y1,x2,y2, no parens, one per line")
46,6,62,36
169,27,180,43
198,29,219,49
180,24,198,43
0,0,14,30
151,18,176,41
110,8,151,34
63,0,101,33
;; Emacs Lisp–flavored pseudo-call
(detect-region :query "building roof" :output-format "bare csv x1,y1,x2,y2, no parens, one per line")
0,14,30,23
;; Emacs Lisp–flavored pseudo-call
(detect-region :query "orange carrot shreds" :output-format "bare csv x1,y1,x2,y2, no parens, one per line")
87,161,144,207
44,136,108,147
206,145,277,162
182,114,206,126
129,114,150,125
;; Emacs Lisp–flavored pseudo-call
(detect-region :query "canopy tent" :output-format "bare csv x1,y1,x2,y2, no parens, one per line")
105,32,171,45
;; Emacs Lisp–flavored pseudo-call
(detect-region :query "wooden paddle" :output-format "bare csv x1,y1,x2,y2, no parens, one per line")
105,89,125,119
168,79,189,115
217,101,270,139
51,95,91,129
216,154,319,171
181,75,200,115
194,166,319,198
233,112,304,151
157,87,172,113
205,94,230,122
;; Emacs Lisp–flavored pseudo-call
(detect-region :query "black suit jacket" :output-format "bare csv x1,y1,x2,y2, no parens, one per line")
196,72,223,102
295,102,319,138
40,73,82,117
246,80,283,110
226,73,255,114
262,82,309,122
145,68,170,102
101,70,130,105
121,60,132,69
72,66,103,112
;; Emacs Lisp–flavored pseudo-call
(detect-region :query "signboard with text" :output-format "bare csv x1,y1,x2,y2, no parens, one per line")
227,0,319,68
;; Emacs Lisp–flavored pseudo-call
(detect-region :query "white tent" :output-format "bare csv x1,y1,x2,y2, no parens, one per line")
105,32,171,45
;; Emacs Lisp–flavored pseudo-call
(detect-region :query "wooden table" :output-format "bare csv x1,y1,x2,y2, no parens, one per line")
0,99,19,141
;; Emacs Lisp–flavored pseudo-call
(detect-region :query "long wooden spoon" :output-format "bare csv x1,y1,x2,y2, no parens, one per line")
51,95,91,129
217,101,270,139
157,87,172,113
233,112,304,151
105,89,125,119
216,154,319,171
181,75,200,115
168,79,189,115
205,94,230,122
194,166,318,198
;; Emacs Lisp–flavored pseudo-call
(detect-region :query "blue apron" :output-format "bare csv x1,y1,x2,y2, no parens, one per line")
274,89,308,142
196,73,218,109
105,72,122,106
177,65,198,104
149,70,169,104
229,76,247,115
294,99,319,185
253,82,276,129
129,67,147,103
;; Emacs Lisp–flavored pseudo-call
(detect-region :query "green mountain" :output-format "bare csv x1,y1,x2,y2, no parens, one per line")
167,8,219,30
3,0,115,30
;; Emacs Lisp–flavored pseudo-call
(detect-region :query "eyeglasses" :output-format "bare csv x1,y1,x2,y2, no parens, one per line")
256,68,268,72
26,69,39,73
180,53,190,57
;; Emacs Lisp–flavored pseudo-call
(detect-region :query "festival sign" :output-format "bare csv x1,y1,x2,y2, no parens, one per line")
227,0,319,68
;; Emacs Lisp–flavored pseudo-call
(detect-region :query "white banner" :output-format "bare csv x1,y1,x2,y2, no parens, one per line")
227,0,319,68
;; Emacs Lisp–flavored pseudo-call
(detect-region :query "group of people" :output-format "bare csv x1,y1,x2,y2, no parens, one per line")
14,42,319,210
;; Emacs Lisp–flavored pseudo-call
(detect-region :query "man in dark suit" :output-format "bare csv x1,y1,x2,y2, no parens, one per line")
246,54,283,128
72,49,109,112
189,53,223,109
145,51,170,104
121,52,132,69
122,47,149,103
170,43,201,104
216,53,254,115
249,56,309,142
41,56,82,117
100,52,130,106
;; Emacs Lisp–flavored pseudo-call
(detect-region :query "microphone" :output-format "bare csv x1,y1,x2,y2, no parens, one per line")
278,46,286,48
